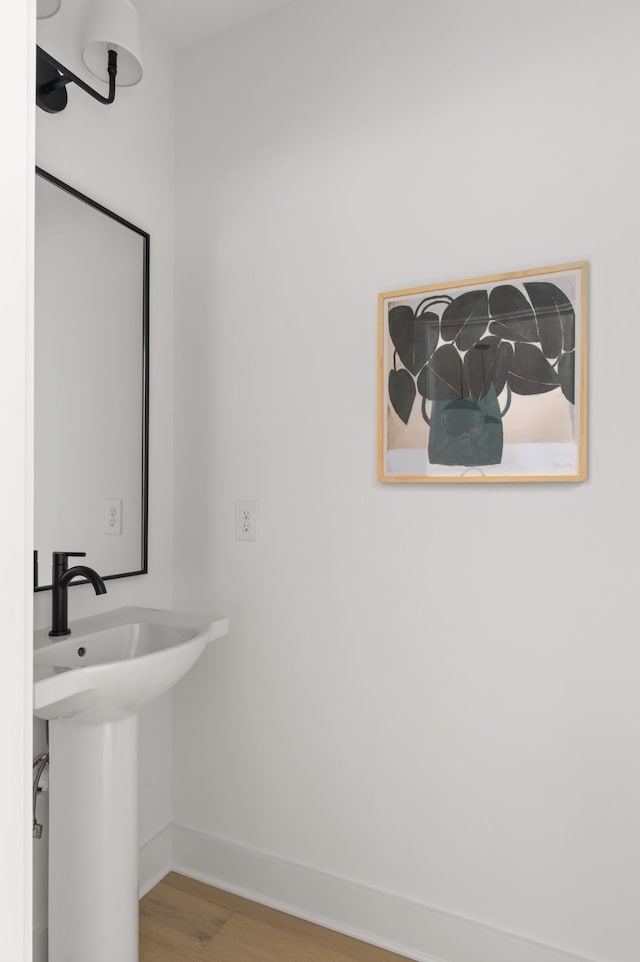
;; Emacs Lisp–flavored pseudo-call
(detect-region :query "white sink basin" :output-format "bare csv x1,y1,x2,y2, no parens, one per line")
33,605,229,723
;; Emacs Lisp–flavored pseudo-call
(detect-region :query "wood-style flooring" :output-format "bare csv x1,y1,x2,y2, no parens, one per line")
140,872,413,962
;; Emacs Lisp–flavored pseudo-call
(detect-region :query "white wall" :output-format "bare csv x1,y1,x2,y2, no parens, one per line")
172,2,640,961
34,0,174,949
0,1,34,959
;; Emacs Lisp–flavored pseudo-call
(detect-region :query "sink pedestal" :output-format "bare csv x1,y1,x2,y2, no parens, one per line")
34,608,230,962
49,715,139,962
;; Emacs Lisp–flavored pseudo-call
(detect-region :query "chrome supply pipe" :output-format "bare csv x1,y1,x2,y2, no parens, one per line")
33,752,49,839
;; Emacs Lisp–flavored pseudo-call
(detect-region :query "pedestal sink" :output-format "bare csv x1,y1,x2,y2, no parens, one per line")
33,606,229,962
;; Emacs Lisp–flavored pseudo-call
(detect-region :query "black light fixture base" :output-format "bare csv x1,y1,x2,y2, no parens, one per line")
36,45,118,114
36,48,68,113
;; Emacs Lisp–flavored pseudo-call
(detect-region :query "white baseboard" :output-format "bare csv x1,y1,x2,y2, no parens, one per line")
172,824,602,962
139,824,173,898
33,823,606,962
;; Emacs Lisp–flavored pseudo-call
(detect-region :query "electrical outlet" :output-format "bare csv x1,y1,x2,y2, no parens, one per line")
104,499,123,536
235,500,257,541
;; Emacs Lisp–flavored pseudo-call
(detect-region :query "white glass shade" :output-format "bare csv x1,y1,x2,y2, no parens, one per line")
81,0,143,87
37,0,61,19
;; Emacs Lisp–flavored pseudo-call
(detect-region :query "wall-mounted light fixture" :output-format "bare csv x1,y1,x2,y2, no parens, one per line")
36,0,143,114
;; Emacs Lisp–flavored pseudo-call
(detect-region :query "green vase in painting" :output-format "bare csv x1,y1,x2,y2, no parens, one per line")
428,385,503,467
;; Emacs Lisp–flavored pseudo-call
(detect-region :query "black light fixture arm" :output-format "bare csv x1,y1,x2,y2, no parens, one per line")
36,45,118,112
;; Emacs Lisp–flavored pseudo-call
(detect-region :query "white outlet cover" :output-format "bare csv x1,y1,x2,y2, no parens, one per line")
104,498,123,536
235,500,257,541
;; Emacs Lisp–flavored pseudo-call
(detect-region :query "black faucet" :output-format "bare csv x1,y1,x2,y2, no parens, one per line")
49,551,107,637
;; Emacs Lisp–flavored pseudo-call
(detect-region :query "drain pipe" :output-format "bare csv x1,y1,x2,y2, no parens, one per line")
33,752,49,839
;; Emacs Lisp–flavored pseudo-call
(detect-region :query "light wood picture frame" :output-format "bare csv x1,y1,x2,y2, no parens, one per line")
378,262,588,483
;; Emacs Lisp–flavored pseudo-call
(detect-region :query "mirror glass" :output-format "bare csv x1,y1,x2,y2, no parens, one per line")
34,168,149,591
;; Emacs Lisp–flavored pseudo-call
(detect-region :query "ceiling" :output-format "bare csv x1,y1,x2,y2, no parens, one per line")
134,0,295,50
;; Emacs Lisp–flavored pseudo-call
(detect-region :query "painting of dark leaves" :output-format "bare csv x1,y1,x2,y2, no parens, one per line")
379,263,587,482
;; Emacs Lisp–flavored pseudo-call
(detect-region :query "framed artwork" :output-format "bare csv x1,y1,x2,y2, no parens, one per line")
378,262,588,483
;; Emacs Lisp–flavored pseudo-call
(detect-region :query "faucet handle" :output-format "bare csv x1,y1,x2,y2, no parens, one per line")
52,551,86,567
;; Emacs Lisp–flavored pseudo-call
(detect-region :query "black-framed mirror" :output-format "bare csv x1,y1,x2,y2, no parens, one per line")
34,167,149,591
